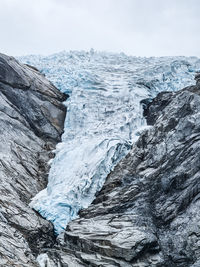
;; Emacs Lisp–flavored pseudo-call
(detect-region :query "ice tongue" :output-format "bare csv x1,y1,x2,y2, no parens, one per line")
19,51,200,233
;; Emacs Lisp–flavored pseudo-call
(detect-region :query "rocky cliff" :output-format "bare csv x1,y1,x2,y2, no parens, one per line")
20,52,200,237
37,74,200,267
1,52,200,267
0,53,66,266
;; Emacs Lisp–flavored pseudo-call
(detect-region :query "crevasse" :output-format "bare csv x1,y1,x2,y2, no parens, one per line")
20,51,200,234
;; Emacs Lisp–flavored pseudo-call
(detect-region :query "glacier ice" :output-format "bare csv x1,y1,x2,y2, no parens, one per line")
19,51,200,234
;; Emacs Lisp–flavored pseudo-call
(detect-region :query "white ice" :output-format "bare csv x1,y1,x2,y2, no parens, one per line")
19,51,200,234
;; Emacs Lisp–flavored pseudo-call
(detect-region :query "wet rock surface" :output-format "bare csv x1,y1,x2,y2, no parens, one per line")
41,77,200,267
0,53,66,266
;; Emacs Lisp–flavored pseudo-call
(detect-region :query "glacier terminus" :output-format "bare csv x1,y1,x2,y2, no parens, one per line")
20,51,200,234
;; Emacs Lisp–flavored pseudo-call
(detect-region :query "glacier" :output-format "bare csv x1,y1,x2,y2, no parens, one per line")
19,51,200,234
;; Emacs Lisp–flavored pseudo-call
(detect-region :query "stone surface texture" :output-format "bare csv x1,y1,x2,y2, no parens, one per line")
0,53,66,266
1,52,200,267
41,77,200,267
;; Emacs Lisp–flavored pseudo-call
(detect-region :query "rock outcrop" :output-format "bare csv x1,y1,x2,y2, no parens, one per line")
1,52,200,267
39,76,200,267
0,53,66,266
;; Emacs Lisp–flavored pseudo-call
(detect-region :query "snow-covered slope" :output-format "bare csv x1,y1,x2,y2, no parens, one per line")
19,51,200,234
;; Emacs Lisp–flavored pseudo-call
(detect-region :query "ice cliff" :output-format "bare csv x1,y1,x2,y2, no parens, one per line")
20,51,200,234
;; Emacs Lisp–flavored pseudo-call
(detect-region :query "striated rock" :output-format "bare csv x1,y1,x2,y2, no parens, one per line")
19,52,200,235
195,72,200,85
141,91,174,126
0,53,66,266
1,51,200,267
41,77,200,266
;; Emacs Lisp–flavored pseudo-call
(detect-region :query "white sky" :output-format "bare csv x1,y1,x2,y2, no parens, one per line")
0,0,199,57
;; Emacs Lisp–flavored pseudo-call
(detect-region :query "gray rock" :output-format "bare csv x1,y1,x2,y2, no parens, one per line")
47,77,200,266
2,52,200,267
195,72,200,85
0,53,66,266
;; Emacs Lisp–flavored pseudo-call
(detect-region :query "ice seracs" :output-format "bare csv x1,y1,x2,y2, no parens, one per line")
20,51,200,234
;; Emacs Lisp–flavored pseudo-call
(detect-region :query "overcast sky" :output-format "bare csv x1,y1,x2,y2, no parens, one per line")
0,0,199,57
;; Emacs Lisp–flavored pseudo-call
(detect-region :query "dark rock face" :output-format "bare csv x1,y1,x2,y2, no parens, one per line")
195,72,200,85
41,77,200,266
0,53,66,266
1,52,200,267
141,91,174,125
